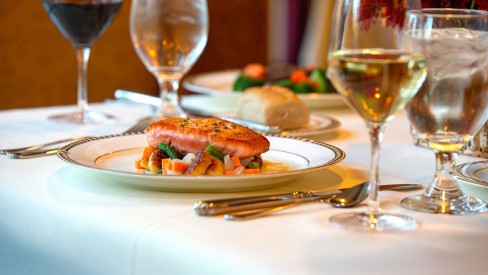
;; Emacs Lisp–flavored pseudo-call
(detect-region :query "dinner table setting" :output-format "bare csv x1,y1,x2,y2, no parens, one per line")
2,0,488,274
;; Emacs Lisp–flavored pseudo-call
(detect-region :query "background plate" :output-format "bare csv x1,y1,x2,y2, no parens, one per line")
183,70,346,109
456,160,488,198
457,160,488,187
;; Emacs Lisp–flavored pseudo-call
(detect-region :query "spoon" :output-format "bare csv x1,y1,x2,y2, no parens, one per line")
224,183,423,221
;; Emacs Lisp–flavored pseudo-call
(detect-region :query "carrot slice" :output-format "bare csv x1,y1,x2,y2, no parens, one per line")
244,168,261,174
244,169,255,174
142,146,155,159
243,63,267,79
134,158,144,169
161,158,171,174
230,156,241,168
171,160,190,173
225,170,234,175
290,69,309,84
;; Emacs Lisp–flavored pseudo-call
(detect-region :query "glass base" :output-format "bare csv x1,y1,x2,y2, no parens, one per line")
156,100,188,119
49,111,116,124
329,212,418,232
156,110,188,119
401,194,488,215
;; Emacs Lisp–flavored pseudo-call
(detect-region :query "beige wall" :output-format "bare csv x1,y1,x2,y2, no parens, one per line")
0,0,268,110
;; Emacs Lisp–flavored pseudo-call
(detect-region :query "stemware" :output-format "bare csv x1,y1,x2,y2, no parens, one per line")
43,0,123,124
130,0,208,118
401,9,488,215
326,0,426,231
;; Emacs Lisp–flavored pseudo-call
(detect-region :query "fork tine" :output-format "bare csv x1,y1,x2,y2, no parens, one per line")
122,116,154,134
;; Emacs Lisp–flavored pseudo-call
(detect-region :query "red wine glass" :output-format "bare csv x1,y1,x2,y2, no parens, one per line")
43,0,123,124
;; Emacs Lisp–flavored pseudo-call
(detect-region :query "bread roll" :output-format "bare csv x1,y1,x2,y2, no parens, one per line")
235,85,310,130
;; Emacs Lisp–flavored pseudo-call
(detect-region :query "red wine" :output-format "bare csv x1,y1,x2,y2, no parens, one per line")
43,1,122,47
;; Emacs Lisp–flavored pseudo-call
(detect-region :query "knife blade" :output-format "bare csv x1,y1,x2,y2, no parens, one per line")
193,189,341,216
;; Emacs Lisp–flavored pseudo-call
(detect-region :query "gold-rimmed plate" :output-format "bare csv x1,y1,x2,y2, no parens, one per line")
456,160,488,188
456,160,488,198
57,133,345,192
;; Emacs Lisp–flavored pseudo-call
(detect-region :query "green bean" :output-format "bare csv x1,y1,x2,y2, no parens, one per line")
205,145,224,161
159,143,179,159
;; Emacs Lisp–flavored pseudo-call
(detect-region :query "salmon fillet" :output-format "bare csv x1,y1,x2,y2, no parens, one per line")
146,118,270,158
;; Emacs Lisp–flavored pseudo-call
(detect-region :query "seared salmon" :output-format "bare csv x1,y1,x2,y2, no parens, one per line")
146,118,270,158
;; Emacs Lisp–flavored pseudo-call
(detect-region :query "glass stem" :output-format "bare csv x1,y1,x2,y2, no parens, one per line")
157,78,185,118
367,122,385,215
75,47,91,114
160,79,179,107
425,150,463,198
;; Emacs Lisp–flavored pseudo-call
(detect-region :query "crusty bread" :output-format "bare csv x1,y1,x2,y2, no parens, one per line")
235,85,310,129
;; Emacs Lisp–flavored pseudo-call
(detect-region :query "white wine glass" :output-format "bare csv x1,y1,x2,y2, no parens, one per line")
43,0,123,124
401,9,488,215
326,0,426,231
130,0,208,118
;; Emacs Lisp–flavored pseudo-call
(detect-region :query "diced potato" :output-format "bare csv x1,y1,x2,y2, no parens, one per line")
184,151,212,175
205,157,225,175
148,150,165,174
140,158,149,170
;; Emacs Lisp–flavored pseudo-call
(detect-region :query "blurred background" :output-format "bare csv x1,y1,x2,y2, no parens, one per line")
0,0,333,110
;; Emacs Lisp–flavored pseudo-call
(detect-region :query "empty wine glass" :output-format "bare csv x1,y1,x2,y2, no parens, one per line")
130,0,208,118
401,9,488,215
326,0,426,231
43,0,123,124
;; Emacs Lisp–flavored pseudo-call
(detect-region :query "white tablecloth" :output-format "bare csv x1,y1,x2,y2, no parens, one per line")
1,99,487,275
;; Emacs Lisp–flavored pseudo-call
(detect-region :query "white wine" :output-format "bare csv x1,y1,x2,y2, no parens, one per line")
405,29,488,152
328,49,426,123
130,0,208,80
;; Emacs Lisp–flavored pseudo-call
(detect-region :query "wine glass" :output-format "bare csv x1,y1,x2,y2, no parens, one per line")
43,0,123,124
129,0,208,118
401,9,488,215
326,0,426,231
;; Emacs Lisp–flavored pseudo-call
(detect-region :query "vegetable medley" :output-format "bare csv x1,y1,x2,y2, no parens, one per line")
135,144,265,176
233,63,335,94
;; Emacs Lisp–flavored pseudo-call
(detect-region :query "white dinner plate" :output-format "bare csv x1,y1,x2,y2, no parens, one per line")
456,160,488,188
57,134,345,192
182,70,346,109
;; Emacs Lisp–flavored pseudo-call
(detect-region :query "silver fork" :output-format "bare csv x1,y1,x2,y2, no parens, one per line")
3,116,153,159
0,136,94,155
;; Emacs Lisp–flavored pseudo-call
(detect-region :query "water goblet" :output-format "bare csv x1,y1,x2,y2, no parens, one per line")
401,9,488,215
43,0,123,124
130,0,208,119
326,0,426,231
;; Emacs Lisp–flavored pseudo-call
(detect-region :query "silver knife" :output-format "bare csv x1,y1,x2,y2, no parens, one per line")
114,89,283,134
114,89,161,106
193,189,341,216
